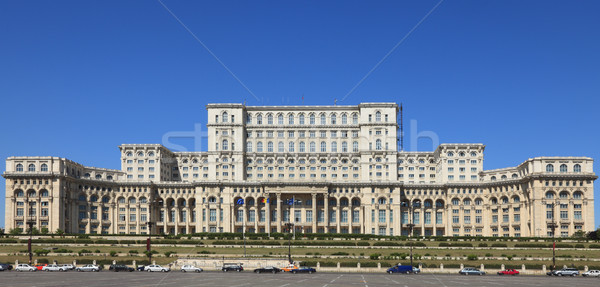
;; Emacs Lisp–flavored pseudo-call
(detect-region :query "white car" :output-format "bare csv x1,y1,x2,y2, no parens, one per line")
15,264,36,272
76,264,101,272
181,265,203,272
42,264,68,272
60,264,75,271
582,270,600,277
146,265,170,272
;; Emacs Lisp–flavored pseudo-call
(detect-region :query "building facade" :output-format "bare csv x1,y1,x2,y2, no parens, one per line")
3,103,596,237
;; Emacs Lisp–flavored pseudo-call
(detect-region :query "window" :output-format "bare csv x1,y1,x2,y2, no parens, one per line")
278,141,284,152
41,164,48,172
247,142,252,152
16,163,23,172
320,141,326,152
375,139,382,150
222,112,228,123
267,142,273,152
267,114,273,124
560,164,567,173
352,141,359,152
320,113,326,125
257,114,263,124
546,164,554,173
375,111,381,122
299,114,305,124
288,114,294,125
309,114,315,125
28,164,36,172
574,164,581,173
257,142,263,152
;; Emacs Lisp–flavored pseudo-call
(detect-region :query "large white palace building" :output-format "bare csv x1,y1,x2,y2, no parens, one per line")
3,103,597,237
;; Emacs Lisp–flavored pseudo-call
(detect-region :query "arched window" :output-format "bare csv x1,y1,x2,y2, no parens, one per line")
267,142,273,152
331,113,337,125
309,113,315,125
559,191,569,199
41,164,48,172
246,114,252,124
278,141,284,152
463,199,471,206
222,140,228,151
501,175,507,180
222,112,228,123
95,174,102,179
447,152,454,157
341,113,347,124
28,164,36,172
320,141,326,152
140,197,147,203
331,142,337,152
148,152,155,157
574,164,581,173
375,111,381,122
215,115,219,123
257,114,263,125
490,198,498,205
299,142,305,152
451,198,459,205
208,197,217,203
79,194,86,201
378,198,386,204
471,152,477,157
102,196,110,203
40,190,49,197
342,142,348,152
512,173,518,178
288,114,294,125
126,152,133,157
340,198,349,206
491,176,497,181
278,114,284,125
310,142,316,153
267,114,273,125
320,113,326,125
129,197,136,204
573,191,583,199
424,200,433,208
246,142,253,152
231,115,235,123
299,114,305,125
352,113,358,124
15,190,24,197
352,199,360,206
545,191,554,199
137,151,144,157
90,195,98,202
436,200,444,208
289,142,295,152
375,139,382,150
513,196,520,203
560,164,567,173
118,197,125,204
16,164,23,172
257,142,263,152
546,164,554,173
352,141,359,152
475,198,482,205
501,197,508,204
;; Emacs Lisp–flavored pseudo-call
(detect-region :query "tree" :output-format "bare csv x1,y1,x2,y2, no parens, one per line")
9,228,22,235
587,228,600,240
572,230,586,239
40,227,49,235
0,228,5,236
31,227,40,235
55,228,64,237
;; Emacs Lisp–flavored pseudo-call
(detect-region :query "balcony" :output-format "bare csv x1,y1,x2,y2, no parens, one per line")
101,220,111,225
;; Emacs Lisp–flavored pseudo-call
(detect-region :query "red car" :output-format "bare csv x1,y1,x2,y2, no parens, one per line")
35,264,47,271
497,269,519,275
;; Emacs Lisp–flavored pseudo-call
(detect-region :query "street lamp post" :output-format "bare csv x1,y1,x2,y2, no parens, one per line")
147,222,153,263
548,200,558,271
402,201,415,268
27,221,34,265
285,223,294,264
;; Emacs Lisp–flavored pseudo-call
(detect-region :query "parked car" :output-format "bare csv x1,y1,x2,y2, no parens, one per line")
412,267,421,274
60,264,75,271
109,264,134,272
0,265,5,271
76,264,101,272
291,266,316,274
582,269,600,277
15,264,37,272
497,269,519,275
0,263,13,271
221,263,243,272
146,265,170,272
35,264,47,271
137,265,146,272
42,264,68,272
459,267,485,275
281,264,298,272
553,268,579,276
546,270,558,276
180,265,203,273
253,266,281,274
387,265,414,274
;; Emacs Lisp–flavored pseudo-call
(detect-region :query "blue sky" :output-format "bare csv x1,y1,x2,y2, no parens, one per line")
1,1,599,229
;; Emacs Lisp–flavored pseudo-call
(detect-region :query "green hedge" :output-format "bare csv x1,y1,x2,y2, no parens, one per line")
373,242,403,246
439,242,473,247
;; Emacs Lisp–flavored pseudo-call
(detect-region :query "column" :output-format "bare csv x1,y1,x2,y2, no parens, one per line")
266,195,271,235
420,205,425,235
162,203,168,234
433,205,437,236
137,203,141,234
254,205,258,233
336,204,341,233
276,193,282,232
324,194,329,233
311,193,317,233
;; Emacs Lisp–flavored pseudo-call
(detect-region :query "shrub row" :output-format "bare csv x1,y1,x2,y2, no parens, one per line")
438,242,473,247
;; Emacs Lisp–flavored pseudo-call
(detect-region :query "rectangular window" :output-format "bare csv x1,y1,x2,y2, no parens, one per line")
318,210,324,223
249,210,256,222
209,209,216,222
378,210,386,223
341,210,348,223
329,211,336,223
464,216,471,224
352,210,359,223
424,212,431,224
574,211,582,220
306,210,312,223
560,210,568,219
413,212,420,225
294,210,301,223
436,212,442,224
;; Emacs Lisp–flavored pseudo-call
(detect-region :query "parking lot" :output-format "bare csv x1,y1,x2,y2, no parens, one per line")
1,271,599,287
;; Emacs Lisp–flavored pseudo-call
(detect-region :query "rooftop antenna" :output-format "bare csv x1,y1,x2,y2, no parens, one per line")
400,103,404,151
334,99,337,106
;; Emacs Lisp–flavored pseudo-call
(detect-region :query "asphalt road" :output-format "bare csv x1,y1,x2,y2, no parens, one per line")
1,271,599,287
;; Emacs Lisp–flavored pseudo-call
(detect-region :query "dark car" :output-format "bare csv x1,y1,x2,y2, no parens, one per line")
291,267,316,274
109,264,135,272
221,263,243,272
387,265,414,274
0,263,13,271
137,265,146,271
254,266,281,274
